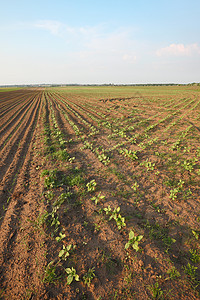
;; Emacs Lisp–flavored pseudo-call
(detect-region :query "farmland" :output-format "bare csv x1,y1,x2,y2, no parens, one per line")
0,85,199,299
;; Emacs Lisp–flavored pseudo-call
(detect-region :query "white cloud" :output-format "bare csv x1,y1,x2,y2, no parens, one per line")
34,20,104,39
33,20,138,64
156,43,200,56
34,20,61,35
34,20,77,37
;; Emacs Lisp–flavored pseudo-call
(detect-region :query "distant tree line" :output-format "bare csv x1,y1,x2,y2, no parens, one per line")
1,83,200,88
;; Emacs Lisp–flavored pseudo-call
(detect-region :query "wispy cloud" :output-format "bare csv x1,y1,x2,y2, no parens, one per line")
156,43,200,56
33,20,103,39
34,20,63,35
33,20,138,64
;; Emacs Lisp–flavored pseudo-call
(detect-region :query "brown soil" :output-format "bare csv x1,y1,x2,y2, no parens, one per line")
0,87,199,299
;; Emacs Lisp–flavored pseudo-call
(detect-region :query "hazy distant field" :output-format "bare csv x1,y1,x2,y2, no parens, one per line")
0,87,23,92
0,86,199,299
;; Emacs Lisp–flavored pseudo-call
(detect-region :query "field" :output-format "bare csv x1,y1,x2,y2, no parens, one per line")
0,86,199,299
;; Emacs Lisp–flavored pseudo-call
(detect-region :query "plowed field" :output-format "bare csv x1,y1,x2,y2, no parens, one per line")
0,86,199,299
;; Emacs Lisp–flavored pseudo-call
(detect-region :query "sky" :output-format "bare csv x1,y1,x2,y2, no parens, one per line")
0,0,200,85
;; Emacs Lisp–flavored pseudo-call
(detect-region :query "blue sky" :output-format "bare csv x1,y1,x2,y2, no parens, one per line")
0,0,200,84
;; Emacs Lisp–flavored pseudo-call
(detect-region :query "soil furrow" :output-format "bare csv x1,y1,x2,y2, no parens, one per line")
0,94,41,213
0,90,35,119
0,87,199,300
0,93,39,147
0,92,37,135
54,92,101,127
0,94,47,298
0,95,41,181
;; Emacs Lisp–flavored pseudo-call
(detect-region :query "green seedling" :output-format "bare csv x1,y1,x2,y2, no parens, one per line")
196,169,200,175
49,207,60,231
150,281,164,299
94,223,100,231
192,230,199,240
169,187,180,201
181,159,197,173
41,169,50,177
104,205,113,215
83,221,88,227
53,192,72,207
166,266,180,280
119,149,138,161
169,179,185,200
131,182,139,192
82,140,93,150
125,230,143,252
45,190,55,201
53,149,69,161
189,249,200,264
104,206,126,230
69,157,75,163
43,170,60,189
86,179,97,192
183,263,197,283
43,261,60,283
66,172,84,187
55,232,66,242
140,159,155,171
28,211,48,229
59,244,76,261
91,192,105,205
65,267,79,285
98,153,110,165
162,236,176,253
83,267,96,287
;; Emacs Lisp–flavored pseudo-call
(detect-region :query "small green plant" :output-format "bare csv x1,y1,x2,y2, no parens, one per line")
65,267,79,285
83,267,96,287
43,261,59,283
162,236,176,253
166,266,180,280
28,211,48,230
104,206,126,230
131,182,139,192
86,179,97,192
55,232,66,242
150,281,164,299
192,230,199,240
119,149,138,161
169,180,184,201
98,153,110,165
41,169,50,177
53,149,69,161
69,157,75,163
125,230,143,252
183,263,197,283
189,249,200,264
59,244,76,261
67,173,84,187
181,159,197,173
94,223,100,231
91,192,105,205
45,190,55,201
43,170,60,189
169,187,179,201
53,192,72,207
49,207,60,231
83,221,88,227
140,159,155,171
